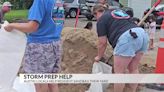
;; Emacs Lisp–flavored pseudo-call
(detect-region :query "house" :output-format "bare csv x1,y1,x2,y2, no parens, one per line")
119,0,164,18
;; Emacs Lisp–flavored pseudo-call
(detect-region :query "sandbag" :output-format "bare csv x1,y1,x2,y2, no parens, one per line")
86,61,112,92
0,21,27,92
13,77,35,92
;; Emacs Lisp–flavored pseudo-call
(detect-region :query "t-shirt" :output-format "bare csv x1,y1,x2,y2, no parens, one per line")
97,9,138,48
27,0,64,43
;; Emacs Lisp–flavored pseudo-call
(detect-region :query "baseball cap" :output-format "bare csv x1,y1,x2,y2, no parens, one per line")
2,2,12,7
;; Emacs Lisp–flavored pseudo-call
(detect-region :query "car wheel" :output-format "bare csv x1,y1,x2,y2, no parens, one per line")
69,9,77,18
86,15,94,20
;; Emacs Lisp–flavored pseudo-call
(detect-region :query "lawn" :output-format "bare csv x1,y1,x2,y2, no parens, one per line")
4,10,28,22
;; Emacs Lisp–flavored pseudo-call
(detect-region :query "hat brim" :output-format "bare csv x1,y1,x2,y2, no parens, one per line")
3,5,13,7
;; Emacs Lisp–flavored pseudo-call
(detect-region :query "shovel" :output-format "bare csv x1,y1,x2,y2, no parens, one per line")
138,0,161,26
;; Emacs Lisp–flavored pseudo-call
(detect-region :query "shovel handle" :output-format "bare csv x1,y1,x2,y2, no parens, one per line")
154,0,161,7
138,0,161,26
138,6,155,26
74,8,80,31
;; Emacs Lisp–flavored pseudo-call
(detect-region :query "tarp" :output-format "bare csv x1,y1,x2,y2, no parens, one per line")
0,21,27,92
86,61,112,92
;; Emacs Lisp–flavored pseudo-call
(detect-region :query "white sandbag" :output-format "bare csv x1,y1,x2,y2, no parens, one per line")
0,21,27,92
86,80,103,92
13,77,35,92
92,62,112,74
86,62,112,92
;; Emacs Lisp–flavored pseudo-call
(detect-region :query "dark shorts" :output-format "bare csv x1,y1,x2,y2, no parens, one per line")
23,40,62,73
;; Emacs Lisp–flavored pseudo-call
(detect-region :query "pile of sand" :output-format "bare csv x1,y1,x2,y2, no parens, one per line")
61,27,113,74
59,27,112,92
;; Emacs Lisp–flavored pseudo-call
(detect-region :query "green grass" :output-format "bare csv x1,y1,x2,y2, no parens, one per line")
4,10,28,22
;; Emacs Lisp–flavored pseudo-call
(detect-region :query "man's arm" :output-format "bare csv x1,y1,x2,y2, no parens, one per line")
4,21,39,33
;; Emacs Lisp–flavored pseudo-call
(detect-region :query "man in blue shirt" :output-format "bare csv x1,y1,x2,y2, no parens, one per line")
4,0,64,92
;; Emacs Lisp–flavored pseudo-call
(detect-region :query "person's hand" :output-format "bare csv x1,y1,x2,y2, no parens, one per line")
4,24,13,32
94,56,101,62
